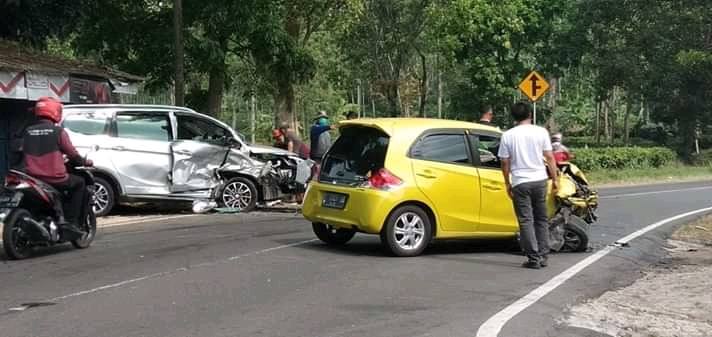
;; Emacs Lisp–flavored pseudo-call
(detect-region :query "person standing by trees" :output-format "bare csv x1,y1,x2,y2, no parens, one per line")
478,105,500,129
497,102,559,269
309,111,336,164
478,106,494,125
278,122,310,160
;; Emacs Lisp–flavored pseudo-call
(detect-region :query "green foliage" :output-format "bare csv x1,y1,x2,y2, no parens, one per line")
7,0,711,160
572,147,678,171
0,0,82,48
691,149,712,167
567,137,659,149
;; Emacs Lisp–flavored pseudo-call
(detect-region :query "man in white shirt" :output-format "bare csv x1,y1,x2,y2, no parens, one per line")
497,102,559,269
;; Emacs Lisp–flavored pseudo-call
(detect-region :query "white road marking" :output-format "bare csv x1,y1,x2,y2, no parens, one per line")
475,205,712,337
600,185,712,199
37,238,319,304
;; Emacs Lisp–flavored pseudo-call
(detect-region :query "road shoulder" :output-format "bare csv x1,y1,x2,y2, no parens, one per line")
563,216,712,337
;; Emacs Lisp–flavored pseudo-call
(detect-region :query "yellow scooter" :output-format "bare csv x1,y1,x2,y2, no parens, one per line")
547,161,599,252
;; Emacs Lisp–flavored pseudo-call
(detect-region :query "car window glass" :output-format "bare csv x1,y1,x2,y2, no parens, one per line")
62,110,111,135
175,114,231,146
470,133,501,168
320,126,390,184
411,133,470,164
115,112,171,141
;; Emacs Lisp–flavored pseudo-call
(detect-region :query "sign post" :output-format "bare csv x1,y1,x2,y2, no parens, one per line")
517,70,550,124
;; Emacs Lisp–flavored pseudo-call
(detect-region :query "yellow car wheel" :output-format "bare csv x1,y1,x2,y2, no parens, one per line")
380,205,432,257
312,222,356,245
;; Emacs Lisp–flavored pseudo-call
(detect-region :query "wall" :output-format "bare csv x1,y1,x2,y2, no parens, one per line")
0,98,37,177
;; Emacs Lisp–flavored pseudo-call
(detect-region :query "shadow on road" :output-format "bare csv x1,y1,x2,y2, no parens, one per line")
109,202,193,216
106,202,301,217
0,243,77,262
282,238,524,258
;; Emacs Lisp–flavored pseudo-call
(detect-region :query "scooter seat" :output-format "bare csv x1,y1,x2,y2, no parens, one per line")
8,169,63,198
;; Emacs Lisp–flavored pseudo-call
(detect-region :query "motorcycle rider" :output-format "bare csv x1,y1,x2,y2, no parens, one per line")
551,132,574,163
22,96,93,241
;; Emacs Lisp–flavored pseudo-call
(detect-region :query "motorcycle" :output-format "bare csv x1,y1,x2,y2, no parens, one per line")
548,161,599,253
1,146,99,260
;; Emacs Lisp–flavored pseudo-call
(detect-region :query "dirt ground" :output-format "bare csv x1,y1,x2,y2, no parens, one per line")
563,216,712,337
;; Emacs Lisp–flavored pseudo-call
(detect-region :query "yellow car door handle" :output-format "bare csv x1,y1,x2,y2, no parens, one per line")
484,184,503,191
416,172,436,179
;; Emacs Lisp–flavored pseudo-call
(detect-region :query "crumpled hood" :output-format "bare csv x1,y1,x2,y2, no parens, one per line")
248,144,291,155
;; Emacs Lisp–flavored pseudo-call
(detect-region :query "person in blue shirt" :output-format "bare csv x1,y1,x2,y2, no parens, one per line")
309,111,336,164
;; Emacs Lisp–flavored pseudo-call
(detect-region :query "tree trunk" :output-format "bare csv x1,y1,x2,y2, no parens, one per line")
595,98,601,144
371,91,376,118
624,97,631,146
173,0,184,106
385,83,400,117
610,88,618,142
417,49,428,117
604,103,609,142
357,80,362,117
205,64,226,118
250,93,256,144
275,84,297,132
437,56,443,119
546,78,557,130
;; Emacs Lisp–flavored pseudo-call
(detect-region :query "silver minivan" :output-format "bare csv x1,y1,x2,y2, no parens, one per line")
60,104,310,216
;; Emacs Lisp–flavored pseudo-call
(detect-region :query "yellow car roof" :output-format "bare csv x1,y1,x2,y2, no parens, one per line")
337,117,501,136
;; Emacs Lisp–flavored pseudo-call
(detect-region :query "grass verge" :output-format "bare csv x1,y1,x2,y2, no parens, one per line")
587,164,712,187
672,214,712,246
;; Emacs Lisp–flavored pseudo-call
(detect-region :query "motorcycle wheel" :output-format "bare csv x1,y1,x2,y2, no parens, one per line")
2,209,33,260
561,215,590,253
71,210,97,249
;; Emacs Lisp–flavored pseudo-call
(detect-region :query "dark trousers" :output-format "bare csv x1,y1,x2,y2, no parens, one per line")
51,174,86,225
512,179,550,261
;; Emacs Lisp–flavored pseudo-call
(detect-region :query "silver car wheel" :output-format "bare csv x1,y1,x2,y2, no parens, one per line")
392,212,426,251
222,181,253,210
93,183,110,214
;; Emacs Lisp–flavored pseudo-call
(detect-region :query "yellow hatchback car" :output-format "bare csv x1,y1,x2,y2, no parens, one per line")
302,118,555,257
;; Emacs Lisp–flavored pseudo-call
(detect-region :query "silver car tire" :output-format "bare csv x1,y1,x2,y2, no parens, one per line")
93,177,115,217
219,177,258,212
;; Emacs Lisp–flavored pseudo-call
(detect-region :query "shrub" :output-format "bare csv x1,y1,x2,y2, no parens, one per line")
567,136,660,148
572,147,678,171
691,149,712,166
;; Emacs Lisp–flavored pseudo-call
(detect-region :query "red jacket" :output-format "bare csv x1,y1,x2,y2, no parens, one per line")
554,151,570,163
22,119,84,184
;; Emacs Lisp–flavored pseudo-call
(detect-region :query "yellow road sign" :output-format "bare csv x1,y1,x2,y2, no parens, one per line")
518,70,550,102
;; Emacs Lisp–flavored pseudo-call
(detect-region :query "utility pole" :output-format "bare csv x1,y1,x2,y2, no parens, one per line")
173,0,185,106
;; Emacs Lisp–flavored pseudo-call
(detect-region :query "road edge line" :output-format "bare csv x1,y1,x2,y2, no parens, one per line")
98,214,199,228
44,238,319,303
475,205,712,337
600,185,712,199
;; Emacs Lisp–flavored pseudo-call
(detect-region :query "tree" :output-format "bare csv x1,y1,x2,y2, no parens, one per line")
338,0,432,117
0,0,81,48
430,0,572,121
251,0,346,129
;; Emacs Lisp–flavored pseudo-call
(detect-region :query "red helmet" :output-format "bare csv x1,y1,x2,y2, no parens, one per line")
34,96,63,123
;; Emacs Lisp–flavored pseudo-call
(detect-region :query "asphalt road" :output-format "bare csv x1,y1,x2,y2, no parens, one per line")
1,180,711,337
